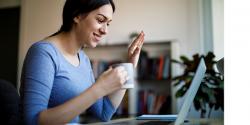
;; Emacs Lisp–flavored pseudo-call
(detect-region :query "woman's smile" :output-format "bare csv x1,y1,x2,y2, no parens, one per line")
93,32,102,42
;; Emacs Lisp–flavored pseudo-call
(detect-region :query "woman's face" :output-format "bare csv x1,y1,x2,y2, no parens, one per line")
74,4,113,48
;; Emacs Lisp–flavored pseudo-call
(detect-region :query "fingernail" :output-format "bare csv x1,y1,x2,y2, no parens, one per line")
126,76,130,80
141,31,145,36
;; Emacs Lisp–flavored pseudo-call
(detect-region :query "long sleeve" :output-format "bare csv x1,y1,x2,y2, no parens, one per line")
86,61,116,122
20,44,57,125
20,42,117,124
88,96,116,121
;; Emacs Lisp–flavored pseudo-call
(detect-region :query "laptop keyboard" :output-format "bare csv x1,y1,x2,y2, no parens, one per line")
106,121,172,125
139,121,172,125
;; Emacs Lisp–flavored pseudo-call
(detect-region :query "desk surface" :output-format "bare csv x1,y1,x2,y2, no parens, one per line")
86,117,223,125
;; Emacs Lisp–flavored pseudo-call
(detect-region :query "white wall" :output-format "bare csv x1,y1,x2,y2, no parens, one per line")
18,0,65,89
212,0,224,60
186,0,203,57
108,0,188,43
108,0,204,57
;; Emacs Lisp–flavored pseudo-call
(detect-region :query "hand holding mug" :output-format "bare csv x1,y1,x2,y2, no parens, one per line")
95,66,128,94
111,63,134,89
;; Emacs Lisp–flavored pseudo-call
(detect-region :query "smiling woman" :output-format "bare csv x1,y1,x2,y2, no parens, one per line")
20,0,145,125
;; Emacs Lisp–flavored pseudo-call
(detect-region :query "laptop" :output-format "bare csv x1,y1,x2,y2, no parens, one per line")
136,58,206,125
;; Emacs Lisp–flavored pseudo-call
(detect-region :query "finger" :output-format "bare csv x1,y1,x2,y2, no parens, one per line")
130,32,143,47
138,33,145,48
117,67,127,76
104,67,112,73
118,70,127,84
122,70,128,77
102,67,112,76
136,32,144,49
108,66,113,71
135,33,144,48
121,77,127,84
133,47,141,56
129,46,140,58
123,71,129,81
130,32,145,53
115,66,125,72
129,32,144,51
126,76,130,81
128,39,143,55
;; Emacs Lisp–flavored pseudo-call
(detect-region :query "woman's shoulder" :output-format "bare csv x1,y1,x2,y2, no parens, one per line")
29,41,55,50
28,41,58,56
25,41,60,65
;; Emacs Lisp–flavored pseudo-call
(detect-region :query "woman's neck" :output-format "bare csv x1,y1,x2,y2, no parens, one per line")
49,31,81,56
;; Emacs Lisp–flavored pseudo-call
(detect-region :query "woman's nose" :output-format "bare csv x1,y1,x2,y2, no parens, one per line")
100,24,108,35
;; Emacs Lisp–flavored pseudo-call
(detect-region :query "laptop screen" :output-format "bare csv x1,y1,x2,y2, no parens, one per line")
175,58,206,125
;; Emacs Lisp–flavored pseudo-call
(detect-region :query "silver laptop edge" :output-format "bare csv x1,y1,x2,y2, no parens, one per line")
174,58,206,125
136,58,206,125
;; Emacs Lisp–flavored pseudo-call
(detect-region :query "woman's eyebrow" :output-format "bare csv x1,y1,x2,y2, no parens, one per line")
97,14,112,21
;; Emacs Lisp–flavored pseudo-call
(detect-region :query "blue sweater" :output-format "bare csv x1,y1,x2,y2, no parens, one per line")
20,41,115,125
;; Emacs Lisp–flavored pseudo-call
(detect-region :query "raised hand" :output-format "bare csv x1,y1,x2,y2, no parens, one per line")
128,31,145,68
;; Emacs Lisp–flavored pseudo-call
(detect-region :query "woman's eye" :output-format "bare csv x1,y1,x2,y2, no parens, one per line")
97,18,104,23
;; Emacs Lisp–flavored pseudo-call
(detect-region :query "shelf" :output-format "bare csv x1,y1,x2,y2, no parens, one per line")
84,41,173,116
136,79,171,96
89,41,172,48
83,41,172,61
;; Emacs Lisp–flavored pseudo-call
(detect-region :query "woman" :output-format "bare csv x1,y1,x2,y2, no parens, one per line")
20,0,145,125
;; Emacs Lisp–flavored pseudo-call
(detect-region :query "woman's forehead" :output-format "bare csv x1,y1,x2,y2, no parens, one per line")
90,4,113,20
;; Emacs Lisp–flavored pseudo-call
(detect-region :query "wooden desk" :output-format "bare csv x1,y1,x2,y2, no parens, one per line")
87,117,223,125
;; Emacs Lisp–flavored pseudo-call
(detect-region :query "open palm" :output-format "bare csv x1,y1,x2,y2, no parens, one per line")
128,31,145,68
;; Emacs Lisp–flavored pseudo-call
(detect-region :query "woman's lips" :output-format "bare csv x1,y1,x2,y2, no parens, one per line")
93,33,101,42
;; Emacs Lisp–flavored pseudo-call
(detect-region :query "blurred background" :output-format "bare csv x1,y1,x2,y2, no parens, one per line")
0,0,224,123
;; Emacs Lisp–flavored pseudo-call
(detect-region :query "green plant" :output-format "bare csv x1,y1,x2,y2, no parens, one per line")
129,32,139,40
172,52,224,118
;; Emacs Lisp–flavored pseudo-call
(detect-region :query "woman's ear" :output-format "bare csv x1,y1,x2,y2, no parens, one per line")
74,14,87,24
73,15,81,24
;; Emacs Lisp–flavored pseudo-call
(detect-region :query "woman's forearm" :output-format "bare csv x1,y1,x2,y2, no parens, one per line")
108,89,126,109
38,83,106,125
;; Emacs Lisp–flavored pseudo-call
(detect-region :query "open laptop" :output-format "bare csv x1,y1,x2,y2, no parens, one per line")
136,58,206,125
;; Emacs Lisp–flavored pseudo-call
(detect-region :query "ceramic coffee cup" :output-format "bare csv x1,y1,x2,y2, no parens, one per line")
112,63,134,89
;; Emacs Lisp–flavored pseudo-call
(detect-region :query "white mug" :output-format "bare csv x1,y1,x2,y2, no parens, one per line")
112,63,134,89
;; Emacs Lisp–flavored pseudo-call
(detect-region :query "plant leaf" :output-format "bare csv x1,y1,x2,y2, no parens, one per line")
180,56,190,63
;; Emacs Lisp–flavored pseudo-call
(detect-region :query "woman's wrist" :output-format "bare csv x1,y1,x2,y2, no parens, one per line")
91,81,107,99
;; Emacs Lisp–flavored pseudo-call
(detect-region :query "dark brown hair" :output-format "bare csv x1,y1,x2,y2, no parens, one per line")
52,0,115,36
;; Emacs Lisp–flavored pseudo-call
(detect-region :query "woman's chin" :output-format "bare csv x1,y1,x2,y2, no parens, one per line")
89,42,98,48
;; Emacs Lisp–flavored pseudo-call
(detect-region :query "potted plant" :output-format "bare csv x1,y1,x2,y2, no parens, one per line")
172,52,224,118
129,32,139,40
